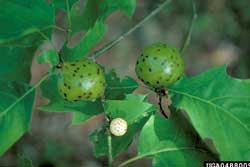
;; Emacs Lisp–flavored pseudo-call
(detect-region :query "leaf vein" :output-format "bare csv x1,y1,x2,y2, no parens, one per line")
168,88,250,131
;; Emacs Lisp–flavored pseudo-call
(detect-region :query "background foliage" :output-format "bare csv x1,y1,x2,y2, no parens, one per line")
0,0,249,166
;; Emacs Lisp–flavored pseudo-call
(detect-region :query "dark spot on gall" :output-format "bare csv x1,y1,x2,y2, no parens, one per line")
68,86,71,90
71,63,76,66
149,68,152,72
77,67,80,70
146,81,150,84
63,93,67,97
136,61,139,65
74,70,77,73
83,64,86,67
64,83,67,87
74,99,79,102
97,69,100,75
80,75,83,78
145,55,149,58
154,57,157,60
157,49,160,52
142,58,145,62
72,74,75,77
156,81,160,84
78,96,82,99
88,73,91,76
140,68,143,72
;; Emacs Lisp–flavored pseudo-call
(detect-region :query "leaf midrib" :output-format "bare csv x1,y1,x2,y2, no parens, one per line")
168,88,250,132
210,95,250,102
0,92,17,118
168,88,250,159
106,85,138,90
117,147,206,167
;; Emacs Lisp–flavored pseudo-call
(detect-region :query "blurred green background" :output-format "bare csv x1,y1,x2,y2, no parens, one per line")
0,0,249,166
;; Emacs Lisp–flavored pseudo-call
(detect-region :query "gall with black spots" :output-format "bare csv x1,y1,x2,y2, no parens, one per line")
135,43,184,88
57,59,106,102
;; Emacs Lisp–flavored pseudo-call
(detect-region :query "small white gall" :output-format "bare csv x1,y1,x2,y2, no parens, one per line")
109,118,128,136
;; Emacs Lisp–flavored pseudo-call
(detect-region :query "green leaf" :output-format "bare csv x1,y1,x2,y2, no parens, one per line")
137,113,215,167
0,81,35,156
62,0,136,60
70,0,136,35
105,70,138,100
39,75,104,124
72,111,96,125
0,0,55,46
0,46,37,83
89,94,156,157
168,66,250,160
70,100,103,125
62,21,107,60
37,50,59,66
51,0,78,11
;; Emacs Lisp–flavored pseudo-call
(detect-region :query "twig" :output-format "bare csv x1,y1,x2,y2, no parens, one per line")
54,25,67,32
158,95,168,119
0,74,50,117
105,116,113,167
107,129,113,167
65,0,72,42
90,0,172,59
180,0,197,54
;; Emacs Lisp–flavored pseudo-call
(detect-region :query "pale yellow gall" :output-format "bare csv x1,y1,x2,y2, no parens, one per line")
109,118,128,136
